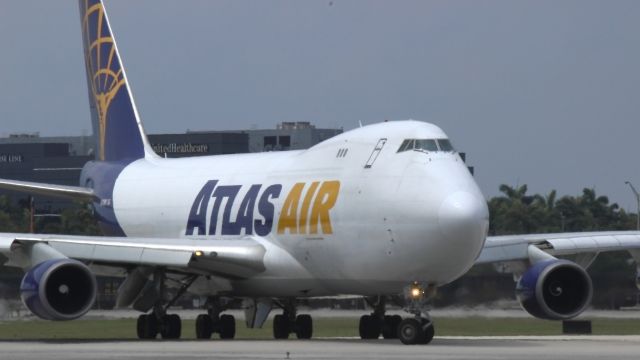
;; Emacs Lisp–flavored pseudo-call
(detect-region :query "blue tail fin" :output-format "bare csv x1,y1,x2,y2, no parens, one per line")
78,0,156,162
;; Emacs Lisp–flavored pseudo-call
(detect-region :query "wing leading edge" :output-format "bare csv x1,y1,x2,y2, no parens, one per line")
477,231,640,264
0,233,266,279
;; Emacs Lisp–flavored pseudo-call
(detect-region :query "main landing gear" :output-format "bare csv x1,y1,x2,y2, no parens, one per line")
137,272,197,339
358,297,402,339
358,283,436,345
272,299,313,339
195,297,236,339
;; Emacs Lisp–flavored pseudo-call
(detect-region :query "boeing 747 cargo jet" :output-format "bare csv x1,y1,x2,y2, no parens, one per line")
1,0,639,345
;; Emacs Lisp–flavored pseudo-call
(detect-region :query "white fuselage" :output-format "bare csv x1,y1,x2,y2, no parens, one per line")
110,121,489,297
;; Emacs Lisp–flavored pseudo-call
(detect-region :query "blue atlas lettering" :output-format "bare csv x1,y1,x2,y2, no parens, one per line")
209,185,241,235
255,184,282,236
225,184,261,235
185,180,217,235
186,180,284,236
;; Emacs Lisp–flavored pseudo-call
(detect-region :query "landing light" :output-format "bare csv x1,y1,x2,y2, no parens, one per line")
194,250,204,257
411,286,422,298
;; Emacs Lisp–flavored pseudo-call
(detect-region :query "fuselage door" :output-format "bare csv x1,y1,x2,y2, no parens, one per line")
364,138,387,169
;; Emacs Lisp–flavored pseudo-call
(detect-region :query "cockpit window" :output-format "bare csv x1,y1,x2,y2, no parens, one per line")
414,139,439,152
397,138,455,153
436,139,454,152
398,139,413,152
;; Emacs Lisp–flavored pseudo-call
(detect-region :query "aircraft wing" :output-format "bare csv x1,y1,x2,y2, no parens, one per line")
477,231,640,265
0,233,266,279
0,178,97,201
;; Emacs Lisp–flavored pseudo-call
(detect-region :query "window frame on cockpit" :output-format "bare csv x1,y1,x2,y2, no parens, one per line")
397,138,456,153
397,139,413,152
414,139,439,152
436,139,454,152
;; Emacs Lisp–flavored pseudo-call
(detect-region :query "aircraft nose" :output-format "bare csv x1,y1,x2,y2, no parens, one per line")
438,191,489,249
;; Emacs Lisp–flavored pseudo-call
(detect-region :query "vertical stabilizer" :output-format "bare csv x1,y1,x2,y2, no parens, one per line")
78,0,157,162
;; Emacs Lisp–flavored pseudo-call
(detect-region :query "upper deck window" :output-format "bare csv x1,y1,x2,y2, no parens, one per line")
397,138,455,153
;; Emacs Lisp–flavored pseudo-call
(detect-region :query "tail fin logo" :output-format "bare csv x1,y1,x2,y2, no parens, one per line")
81,1,125,160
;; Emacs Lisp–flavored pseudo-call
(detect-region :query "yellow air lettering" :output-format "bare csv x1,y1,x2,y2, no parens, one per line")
298,181,320,235
277,182,305,234
309,181,340,234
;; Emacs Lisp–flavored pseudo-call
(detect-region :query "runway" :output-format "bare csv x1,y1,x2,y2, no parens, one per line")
2,336,640,360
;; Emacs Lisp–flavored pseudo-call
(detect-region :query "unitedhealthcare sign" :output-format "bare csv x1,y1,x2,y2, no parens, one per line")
151,143,209,154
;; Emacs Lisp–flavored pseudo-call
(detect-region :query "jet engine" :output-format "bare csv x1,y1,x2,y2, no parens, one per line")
20,258,97,321
516,259,592,320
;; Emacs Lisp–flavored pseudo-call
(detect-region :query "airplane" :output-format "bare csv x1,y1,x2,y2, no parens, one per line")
1,0,639,345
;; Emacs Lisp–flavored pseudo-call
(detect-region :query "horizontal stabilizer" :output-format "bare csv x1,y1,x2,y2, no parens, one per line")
0,178,97,201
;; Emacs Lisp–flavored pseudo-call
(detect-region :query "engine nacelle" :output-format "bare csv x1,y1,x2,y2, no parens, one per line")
20,258,97,321
516,259,593,320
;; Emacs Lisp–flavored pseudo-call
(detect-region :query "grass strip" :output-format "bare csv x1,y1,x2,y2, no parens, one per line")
0,317,638,340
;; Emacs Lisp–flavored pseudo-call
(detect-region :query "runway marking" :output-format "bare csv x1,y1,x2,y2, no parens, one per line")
317,335,640,341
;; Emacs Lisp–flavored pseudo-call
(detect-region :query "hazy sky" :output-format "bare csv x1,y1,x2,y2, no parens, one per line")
0,1,639,210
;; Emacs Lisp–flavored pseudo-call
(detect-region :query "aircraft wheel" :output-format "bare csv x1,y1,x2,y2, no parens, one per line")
273,314,290,339
397,318,423,345
358,315,381,339
137,314,158,339
295,314,313,339
195,314,213,339
160,314,182,339
420,318,435,344
219,314,236,339
382,315,402,339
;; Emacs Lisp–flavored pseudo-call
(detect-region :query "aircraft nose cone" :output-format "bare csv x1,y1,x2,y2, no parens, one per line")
438,191,489,248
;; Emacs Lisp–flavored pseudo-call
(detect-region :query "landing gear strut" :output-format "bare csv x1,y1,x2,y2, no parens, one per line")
272,299,313,339
195,297,236,339
136,271,197,340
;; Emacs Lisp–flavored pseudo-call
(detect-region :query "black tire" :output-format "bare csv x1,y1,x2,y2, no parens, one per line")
273,314,290,339
195,314,213,339
398,318,423,345
170,314,182,339
136,314,147,339
358,315,381,339
295,314,313,339
358,315,370,339
382,315,400,339
219,314,236,339
137,314,158,339
161,314,181,339
392,315,402,330
420,319,435,345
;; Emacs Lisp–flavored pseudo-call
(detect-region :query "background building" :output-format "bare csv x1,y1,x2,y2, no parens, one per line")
210,121,342,152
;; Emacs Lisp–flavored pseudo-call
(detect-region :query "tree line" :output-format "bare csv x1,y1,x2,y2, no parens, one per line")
489,184,636,235
0,196,100,235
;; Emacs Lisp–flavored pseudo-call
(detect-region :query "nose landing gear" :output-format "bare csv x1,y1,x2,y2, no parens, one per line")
398,282,436,345
397,317,434,345
359,283,437,345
